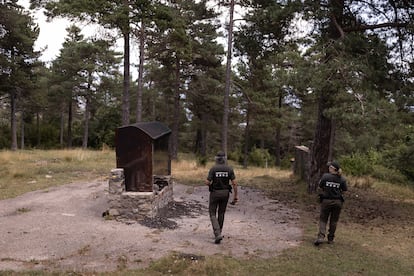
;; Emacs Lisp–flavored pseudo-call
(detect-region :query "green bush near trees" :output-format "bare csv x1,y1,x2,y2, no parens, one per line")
248,147,275,168
340,147,413,184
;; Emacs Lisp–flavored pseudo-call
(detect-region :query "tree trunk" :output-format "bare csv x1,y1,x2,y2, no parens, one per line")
60,109,64,147
36,112,40,146
222,0,235,155
195,128,202,154
122,27,130,125
171,58,180,159
308,0,344,192
136,22,145,123
20,111,24,150
309,91,333,192
10,91,17,151
328,120,336,161
201,114,207,156
82,94,90,149
67,96,73,148
194,113,207,156
243,102,251,168
275,128,281,166
275,94,282,166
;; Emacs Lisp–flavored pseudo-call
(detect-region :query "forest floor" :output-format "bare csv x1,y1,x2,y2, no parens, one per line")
0,180,302,273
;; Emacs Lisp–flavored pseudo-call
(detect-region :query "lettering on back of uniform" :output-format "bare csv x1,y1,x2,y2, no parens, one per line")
326,181,340,188
215,172,228,178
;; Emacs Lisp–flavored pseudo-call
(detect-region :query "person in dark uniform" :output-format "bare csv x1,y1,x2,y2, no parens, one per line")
205,151,238,244
314,161,348,246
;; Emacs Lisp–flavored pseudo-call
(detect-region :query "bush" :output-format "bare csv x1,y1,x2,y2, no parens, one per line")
280,156,294,170
227,150,242,163
196,155,207,167
248,147,274,168
382,141,414,182
340,152,375,176
371,165,408,184
0,124,11,149
340,148,413,185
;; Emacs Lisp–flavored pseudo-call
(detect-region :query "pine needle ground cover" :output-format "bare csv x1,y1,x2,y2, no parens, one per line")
0,150,413,275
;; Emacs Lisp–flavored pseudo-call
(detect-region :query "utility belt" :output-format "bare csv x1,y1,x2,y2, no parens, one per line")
318,194,344,203
209,185,232,193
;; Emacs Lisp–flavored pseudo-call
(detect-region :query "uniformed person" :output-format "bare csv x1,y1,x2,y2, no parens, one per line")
205,151,238,244
314,161,348,246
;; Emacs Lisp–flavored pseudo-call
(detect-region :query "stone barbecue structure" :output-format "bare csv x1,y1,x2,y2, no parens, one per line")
108,122,173,220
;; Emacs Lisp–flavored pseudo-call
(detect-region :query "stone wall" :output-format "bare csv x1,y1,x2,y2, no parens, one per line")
108,168,173,220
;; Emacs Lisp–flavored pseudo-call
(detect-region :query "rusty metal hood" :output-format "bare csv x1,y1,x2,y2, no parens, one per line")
118,121,171,140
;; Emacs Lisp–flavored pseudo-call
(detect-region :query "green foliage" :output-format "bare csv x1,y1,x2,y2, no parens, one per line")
228,149,242,164
340,150,378,176
382,139,414,182
398,142,414,181
340,148,413,184
0,124,11,148
196,155,207,167
280,156,294,170
371,165,408,184
0,1,40,149
248,146,274,168
24,123,60,149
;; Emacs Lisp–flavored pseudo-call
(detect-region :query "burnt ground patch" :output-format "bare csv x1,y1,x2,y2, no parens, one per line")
139,200,205,229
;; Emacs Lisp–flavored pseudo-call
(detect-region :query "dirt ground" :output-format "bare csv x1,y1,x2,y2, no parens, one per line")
0,180,302,273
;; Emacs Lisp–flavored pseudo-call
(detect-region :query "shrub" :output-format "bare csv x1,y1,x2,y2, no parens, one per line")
0,124,11,149
227,150,242,163
248,147,274,168
382,141,414,182
371,164,408,184
340,148,413,185
280,156,294,170
196,155,207,167
340,152,374,176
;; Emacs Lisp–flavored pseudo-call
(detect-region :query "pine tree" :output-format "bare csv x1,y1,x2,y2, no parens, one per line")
301,0,414,191
0,0,39,150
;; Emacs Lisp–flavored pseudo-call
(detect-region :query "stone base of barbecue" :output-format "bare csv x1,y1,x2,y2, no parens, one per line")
108,168,173,220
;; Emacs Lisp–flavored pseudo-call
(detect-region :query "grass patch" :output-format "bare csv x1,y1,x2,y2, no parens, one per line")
172,153,290,188
0,149,115,200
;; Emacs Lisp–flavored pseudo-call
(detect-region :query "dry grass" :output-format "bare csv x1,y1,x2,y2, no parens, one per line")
172,158,291,189
348,175,414,203
0,149,115,200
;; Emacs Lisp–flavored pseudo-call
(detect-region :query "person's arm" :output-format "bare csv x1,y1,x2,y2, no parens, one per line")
206,168,213,187
231,179,238,203
205,179,211,186
318,174,327,191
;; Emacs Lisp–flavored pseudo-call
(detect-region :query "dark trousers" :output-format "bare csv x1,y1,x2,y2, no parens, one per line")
209,189,230,238
318,199,343,241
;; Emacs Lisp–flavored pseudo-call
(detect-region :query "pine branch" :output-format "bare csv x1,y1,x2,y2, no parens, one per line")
343,21,409,33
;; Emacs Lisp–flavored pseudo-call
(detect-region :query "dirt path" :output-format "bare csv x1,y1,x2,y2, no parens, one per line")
0,180,302,273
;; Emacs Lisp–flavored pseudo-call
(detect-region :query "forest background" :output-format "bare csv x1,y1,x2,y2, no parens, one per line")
1,0,413,188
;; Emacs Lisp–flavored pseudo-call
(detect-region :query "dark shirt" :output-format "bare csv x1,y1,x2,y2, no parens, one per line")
207,164,235,190
319,173,347,199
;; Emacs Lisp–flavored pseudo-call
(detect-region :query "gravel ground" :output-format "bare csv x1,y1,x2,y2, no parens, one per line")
0,180,302,273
